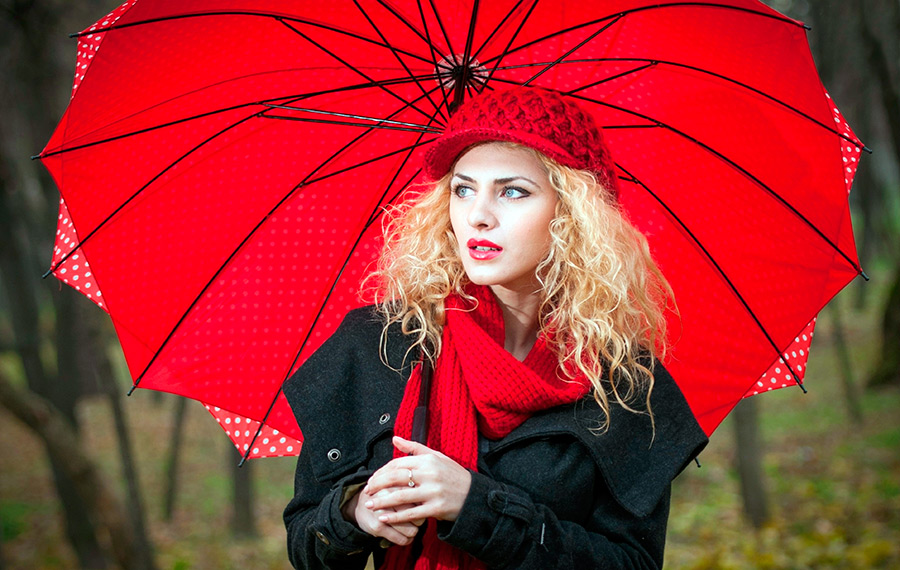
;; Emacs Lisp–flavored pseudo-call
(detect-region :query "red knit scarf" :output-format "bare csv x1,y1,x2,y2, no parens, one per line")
381,285,591,570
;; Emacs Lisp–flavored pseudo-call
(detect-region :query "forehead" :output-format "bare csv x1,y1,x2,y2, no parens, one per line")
451,142,549,180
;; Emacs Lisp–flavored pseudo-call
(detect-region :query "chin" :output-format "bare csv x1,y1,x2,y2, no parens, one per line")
463,273,497,287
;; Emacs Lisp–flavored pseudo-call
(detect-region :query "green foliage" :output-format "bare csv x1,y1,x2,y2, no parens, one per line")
0,501,31,540
2,280,898,570
666,282,900,570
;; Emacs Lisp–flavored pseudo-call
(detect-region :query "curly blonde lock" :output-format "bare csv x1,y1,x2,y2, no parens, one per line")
366,142,675,430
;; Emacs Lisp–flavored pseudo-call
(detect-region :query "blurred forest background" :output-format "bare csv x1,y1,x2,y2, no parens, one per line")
1,0,898,568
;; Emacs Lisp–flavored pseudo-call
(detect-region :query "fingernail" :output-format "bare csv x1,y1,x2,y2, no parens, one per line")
364,500,374,508
378,515,388,522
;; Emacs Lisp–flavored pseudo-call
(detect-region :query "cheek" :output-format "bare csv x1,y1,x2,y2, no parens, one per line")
448,202,464,239
521,208,556,253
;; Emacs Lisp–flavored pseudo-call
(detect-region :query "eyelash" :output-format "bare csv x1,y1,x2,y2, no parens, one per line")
451,185,530,199
502,187,529,199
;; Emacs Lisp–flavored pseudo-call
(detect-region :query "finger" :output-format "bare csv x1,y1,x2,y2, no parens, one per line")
356,508,419,544
366,465,421,496
365,489,423,512
377,505,433,525
375,524,416,546
393,436,441,457
388,520,420,537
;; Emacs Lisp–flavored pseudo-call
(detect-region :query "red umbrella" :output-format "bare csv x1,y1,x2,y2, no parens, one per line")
40,0,864,459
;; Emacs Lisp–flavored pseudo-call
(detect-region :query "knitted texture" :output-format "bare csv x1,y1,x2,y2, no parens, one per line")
424,86,619,196
383,285,591,570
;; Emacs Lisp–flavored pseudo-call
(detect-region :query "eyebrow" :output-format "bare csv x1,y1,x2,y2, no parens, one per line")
452,173,538,186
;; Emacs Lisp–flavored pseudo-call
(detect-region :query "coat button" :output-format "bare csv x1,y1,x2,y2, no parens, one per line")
315,530,331,545
379,413,390,424
326,448,341,462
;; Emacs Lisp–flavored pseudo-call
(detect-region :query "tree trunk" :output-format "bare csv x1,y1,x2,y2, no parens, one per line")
98,370,158,570
857,1,900,171
0,132,108,570
869,266,900,387
0,369,141,570
828,303,864,423
732,398,769,528
856,0,900,388
231,447,259,538
0,507,5,570
163,397,188,521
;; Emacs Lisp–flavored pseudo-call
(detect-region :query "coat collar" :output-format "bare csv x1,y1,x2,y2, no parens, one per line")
488,364,707,518
287,307,707,516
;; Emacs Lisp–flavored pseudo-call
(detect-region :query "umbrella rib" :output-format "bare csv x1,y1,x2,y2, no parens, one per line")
415,0,453,118
471,0,533,63
494,57,865,149
479,15,617,67
242,105,441,464
568,91,864,274
617,164,806,391
522,15,624,86
426,0,457,60
355,0,447,123
45,113,259,277
43,75,444,276
40,101,258,160
260,115,438,133
362,93,445,229
365,170,422,230
129,137,430,397
462,1,480,73
302,141,433,188
375,0,430,45
480,0,540,88
449,0,481,110
71,10,434,65
479,1,805,68
260,104,442,134
277,18,437,125
40,74,437,159
240,170,428,466
129,84,444,394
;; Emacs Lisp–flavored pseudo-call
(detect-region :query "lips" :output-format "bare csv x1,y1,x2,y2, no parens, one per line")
467,238,502,261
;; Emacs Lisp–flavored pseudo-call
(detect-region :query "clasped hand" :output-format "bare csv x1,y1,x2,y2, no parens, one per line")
342,436,472,546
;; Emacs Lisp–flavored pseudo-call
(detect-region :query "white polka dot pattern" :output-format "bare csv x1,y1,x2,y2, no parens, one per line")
39,0,865,448
744,318,815,397
204,403,301,458
70,0,138,97
52,198,106,312
824,91,862,195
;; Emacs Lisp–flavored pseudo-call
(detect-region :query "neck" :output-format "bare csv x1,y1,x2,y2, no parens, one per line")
489,285,542,361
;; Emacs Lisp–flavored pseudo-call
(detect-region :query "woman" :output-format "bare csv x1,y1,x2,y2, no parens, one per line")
283,86,707,569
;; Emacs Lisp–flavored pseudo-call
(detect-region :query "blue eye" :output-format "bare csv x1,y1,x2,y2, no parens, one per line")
452,184,474,198
502,187,528,199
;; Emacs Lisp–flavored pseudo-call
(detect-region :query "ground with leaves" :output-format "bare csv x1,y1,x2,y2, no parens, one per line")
1,280,898,570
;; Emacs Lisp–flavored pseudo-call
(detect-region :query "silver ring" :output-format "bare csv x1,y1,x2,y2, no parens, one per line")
407,468,415,487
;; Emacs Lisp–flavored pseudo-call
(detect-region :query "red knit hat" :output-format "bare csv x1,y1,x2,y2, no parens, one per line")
423,86,619,196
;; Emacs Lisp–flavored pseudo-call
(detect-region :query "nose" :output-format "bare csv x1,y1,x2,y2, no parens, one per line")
466,191,497,229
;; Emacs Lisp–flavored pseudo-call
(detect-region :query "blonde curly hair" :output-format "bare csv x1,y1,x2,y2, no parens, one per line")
366,142,675,429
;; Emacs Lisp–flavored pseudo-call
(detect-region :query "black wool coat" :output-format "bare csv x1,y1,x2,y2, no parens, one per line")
283,307,708,569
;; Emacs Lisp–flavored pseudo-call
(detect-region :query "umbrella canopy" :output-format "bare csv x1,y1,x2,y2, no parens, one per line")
40,0,864,459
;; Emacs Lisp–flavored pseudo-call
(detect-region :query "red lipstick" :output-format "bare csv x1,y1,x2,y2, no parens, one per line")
467,238,502,261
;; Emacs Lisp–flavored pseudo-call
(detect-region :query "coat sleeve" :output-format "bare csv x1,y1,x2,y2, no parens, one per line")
433,362,706,570
283,455,380,569
282,307,410,569
435,461,669,569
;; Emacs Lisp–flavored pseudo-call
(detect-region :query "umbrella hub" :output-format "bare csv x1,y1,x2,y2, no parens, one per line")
436,54,487,113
